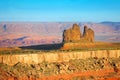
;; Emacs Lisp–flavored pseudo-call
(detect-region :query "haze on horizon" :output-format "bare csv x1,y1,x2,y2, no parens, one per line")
0,0,120,22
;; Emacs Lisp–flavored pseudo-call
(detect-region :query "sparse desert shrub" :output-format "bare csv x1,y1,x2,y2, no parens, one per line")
0,57,120,79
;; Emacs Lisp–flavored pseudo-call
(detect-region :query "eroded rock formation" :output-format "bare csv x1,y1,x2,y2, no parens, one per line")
63,24,81,42
83,25,94,42
63,24,94,42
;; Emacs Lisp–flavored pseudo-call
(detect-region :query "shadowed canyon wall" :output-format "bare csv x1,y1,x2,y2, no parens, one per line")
0,50,120,65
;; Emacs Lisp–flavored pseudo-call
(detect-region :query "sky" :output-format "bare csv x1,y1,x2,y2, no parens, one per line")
0,0,120,22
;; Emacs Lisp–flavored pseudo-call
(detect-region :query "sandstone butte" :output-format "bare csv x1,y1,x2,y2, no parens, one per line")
63,23,94,42
0,23,120,80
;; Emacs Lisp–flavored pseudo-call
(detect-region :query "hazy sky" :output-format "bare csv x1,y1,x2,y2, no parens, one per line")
0,0,120,22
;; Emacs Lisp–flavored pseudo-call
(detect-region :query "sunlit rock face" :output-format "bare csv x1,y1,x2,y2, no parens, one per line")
0,50,120,65
63,24,82,42
63,24,94,42
83,25,94,42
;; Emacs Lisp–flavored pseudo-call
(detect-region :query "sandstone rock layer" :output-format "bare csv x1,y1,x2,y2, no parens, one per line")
63,24,81,42
0,50,120,65
83,25,94,42
63,24,94,42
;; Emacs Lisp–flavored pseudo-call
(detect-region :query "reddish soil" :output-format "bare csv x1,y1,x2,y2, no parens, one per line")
1,68,120,80
39,68,120,80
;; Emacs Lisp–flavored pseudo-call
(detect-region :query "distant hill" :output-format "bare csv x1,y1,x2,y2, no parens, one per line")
0,22,119,47
101,21,120,31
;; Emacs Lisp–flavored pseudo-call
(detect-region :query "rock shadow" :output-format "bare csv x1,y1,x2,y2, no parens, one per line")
20,43,64,50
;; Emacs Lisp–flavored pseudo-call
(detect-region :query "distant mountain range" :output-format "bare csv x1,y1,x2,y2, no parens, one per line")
0,22,119,47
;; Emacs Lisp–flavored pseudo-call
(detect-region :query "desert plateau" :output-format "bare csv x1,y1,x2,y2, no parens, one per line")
0,0,120,80
0,23,120,80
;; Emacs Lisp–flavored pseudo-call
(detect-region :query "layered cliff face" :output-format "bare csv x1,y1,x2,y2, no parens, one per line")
63,24,94,42
0,50,120,65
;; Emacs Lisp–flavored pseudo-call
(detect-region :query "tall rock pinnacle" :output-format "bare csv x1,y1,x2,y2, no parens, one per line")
83,25,94,42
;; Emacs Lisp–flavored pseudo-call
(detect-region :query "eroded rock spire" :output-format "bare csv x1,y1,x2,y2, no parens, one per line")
63,24,94,42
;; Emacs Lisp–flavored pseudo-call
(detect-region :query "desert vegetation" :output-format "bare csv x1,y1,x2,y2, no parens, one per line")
0,57,120,80
0,42,120,55
61,42,120,50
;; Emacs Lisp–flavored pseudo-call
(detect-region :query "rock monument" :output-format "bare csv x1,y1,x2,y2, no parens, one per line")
63,24,94,42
